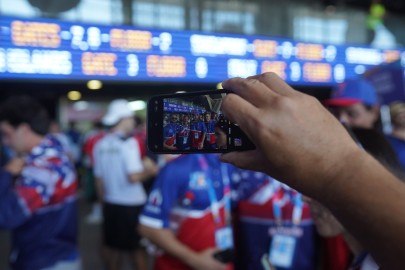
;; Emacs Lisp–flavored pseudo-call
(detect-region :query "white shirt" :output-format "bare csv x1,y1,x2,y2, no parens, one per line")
93,132,146,206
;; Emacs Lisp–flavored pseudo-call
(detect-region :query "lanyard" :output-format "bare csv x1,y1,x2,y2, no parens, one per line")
197,154,231,226
272,187,303,225
292,192,303,225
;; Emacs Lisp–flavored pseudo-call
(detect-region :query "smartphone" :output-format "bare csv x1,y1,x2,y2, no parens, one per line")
147,89,255,154
213,248,234,263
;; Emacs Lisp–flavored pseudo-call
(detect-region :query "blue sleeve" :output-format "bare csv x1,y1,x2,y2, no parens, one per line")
200,122,207,133
230,168,273,203
0,170,29,229
140,160,188,228
163,125,169,137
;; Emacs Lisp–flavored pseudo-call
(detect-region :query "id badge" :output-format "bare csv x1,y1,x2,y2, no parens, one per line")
215,226,234,250
207,135,211,142
183,137,187,144
268,235,296,268
194,132,199,139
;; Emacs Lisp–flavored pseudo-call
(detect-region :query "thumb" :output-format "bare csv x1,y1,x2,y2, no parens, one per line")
220,150,268,172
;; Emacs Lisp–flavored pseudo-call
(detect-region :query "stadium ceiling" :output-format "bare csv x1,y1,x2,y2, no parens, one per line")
322,0,405,13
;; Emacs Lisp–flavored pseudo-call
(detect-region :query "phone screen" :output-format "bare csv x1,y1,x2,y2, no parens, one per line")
147,90,255,153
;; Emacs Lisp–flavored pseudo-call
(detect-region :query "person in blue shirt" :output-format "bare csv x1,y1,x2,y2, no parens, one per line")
139,154,235,270
176,114,191,150
0,96,80,270
204,112,217,149
163,113,181,150
190,113,207,149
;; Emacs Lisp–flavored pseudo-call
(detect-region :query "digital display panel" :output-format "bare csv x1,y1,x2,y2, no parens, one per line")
0,15,404,86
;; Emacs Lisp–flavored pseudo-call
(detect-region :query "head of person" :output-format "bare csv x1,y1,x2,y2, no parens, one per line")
390,102,405,129
306,127,405,237
215,121,227,149
170,113,178,123
192,113,199,122
0,95,50,154
102,99,134,135
324,79,379,129
182,114,190,125
204,112,211,122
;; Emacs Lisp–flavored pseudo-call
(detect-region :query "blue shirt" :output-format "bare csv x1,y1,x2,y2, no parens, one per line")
233,169,317,270
386,135,405,169
176,124,191,150
0,135,78,270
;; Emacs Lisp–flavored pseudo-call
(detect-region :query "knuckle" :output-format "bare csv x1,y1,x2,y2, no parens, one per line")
261,72,278,80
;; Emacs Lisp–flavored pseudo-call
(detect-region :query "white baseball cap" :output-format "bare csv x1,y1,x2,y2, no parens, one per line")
102,99,134,126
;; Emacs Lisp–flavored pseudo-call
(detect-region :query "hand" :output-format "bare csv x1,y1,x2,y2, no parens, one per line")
190,248,227,270
164,144,177,150
220,73,361,198
143,157,159,176
4,157,25,176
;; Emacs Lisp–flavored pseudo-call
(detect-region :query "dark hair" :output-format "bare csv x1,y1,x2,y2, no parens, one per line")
351,127,405,181
0,95,50,135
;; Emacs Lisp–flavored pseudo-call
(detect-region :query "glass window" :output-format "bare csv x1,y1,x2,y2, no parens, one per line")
133,2,185,30
202,3,256,34
0,0,37,17
62,0,122,25
294,16,348,45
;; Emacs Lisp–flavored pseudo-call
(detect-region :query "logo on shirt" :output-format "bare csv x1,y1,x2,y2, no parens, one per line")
149,189,163,206
189,172,207,189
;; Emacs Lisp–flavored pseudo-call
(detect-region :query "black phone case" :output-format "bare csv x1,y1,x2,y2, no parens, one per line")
213,248,234,263
147,89,255,154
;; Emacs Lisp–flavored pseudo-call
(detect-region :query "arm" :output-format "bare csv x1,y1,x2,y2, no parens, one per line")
138,225,226,270
0,157,61,229
163,140,177,150
0,168,28,229
199,123,207,149
219,72,405,270
123,139,159,183
128,157,159,183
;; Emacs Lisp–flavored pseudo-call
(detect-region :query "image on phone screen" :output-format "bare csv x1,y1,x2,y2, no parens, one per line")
148,90,255,153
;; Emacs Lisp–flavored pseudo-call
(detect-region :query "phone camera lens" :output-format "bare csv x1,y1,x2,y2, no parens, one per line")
154,106,158,111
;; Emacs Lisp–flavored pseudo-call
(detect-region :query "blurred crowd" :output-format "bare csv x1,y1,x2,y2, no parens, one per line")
1,74,405,270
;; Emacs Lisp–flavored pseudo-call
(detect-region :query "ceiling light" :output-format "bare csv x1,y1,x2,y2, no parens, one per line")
87,80,103,90
67,91,81,101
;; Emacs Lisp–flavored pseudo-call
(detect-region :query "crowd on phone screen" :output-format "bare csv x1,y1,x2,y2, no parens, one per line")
163,111,227,150
1,73,405,270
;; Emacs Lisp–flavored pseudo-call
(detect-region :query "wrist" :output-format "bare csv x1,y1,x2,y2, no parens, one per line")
314,147,369,204
184,251,201,269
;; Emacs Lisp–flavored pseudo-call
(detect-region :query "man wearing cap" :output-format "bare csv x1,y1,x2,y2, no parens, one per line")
324,79,380,129
386,102,405,169
323,78,382,270
93,99,159,270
